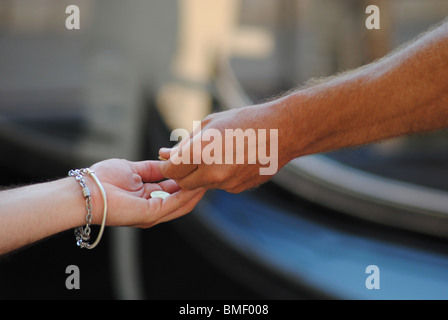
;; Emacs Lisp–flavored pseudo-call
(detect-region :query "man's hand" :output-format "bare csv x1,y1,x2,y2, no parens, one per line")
158,103,294,193
158,21,448,195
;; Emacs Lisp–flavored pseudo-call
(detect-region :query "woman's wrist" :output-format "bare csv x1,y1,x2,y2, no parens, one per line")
66,168,108,249
53,177,90,230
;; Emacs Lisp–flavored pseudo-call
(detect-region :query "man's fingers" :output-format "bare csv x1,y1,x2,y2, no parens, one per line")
159,160,198,181
159,147,171,161
175,169,210,190
158,135,201,181
159,123,197,160
158,120,205,173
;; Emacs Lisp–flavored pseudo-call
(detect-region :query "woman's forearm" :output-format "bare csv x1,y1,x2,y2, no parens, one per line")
0,159,206,255
0,178,86,255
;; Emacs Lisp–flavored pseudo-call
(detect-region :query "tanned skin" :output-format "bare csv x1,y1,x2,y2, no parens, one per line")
159,21,448,193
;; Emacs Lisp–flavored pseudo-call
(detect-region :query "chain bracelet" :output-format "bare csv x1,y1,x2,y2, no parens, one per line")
68,168,108,250
69,169,93,248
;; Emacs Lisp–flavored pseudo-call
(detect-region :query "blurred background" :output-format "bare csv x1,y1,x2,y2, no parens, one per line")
1,0,448,300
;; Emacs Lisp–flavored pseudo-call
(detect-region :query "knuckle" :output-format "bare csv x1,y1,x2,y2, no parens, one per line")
209,170,227,184
226,188,240,194
132,174,142,185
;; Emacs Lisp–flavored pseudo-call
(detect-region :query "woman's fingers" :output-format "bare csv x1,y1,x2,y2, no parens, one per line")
135,187,205,228
132,160,165,183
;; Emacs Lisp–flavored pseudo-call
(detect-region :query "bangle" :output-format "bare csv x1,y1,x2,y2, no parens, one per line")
68,168,108,249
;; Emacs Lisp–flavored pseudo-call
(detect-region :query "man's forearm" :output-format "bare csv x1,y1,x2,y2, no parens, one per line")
275,21,448,160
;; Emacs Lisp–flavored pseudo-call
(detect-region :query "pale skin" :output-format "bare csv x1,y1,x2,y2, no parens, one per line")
159,20,448,193
0,159,205,255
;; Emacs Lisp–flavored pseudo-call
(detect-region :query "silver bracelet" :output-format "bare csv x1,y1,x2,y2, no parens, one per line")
68,168,107,249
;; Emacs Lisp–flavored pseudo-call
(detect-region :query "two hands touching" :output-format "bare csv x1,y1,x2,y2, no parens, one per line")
92,104,280,230
90,110,276,229
0,113,268,255
2,19,447,255
158,104,290,194
74,11,448,235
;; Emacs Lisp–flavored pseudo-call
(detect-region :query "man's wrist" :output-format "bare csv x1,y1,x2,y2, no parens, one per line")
267,90,321,162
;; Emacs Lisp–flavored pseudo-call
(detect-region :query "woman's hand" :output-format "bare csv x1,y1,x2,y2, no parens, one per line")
89,158,206,228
